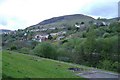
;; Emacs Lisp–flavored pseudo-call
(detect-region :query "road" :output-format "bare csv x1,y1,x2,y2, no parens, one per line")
76,68,119,80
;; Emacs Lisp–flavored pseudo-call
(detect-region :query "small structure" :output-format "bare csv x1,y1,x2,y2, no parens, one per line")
34,34,48,42
49,27,56,30
50,33,59,36
57,36,65,40
75,22,86,31
75,23,80,31
39,28,48,32
94,21,110,27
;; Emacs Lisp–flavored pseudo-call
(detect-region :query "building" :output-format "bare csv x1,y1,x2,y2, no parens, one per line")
34,34,48,42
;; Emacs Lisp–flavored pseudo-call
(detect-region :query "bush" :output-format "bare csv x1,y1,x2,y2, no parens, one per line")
103,33,110,38
10,46,17,50
34,42,58,59
112,62,120,73
99,60,112,70
20,47,29,54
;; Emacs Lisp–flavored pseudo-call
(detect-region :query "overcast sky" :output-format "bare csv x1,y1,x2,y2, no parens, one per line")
0,0,119,30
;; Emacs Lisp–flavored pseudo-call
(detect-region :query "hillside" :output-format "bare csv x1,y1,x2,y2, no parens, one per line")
27,14,96,30
39,14,95,25
0,50,1,79
0,29,11,34
2,50,86,78
2,14,120,79
2,51,119,79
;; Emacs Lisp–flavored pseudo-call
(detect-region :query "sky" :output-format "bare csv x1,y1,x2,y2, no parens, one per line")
0,0,119,30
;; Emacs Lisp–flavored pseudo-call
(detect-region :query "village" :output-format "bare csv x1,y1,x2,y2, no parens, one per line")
2,20,112,43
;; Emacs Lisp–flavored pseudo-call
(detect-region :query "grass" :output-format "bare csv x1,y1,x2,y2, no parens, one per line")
0,50,2,79
2,50,86,79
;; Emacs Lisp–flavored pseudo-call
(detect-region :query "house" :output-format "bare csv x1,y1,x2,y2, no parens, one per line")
61,31,66,34
57,36,65,40
75,24,80,28
34,34,49,42
58,31,66,35
94,21,110,27
75,22,86,31
30,29,40,32
49,27,56,30
59,26,66,29
24,33,27,36
40,28,48,32
50,33,59,36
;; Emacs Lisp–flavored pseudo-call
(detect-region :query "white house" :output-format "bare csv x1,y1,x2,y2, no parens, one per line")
75,24,80,28
49,27,56,30
40,28,48,31
50,33,59,36
57,36,65,40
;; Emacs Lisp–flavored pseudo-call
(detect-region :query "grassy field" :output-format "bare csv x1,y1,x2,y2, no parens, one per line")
0,50,2,79
2,50,86,79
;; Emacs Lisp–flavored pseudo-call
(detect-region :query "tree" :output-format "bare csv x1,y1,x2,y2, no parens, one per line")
99,60,112,70
48,34,53,40
81,22,84,24
84,27,97,66
84,27,96,53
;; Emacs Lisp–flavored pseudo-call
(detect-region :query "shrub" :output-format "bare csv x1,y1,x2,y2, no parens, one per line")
112,62,120,73
99,60,112,70
103,33,110,38
20,47,29,54
34,42,58,59
10,46,17,50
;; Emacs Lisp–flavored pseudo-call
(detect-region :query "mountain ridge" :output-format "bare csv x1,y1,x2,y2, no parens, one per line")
38,14,95,25
27,14,96,29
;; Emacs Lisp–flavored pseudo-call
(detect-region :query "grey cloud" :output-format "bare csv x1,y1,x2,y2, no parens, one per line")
88,3,117,18
80,1,119,18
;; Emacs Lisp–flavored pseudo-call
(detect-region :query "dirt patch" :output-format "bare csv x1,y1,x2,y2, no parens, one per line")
68,67,83,72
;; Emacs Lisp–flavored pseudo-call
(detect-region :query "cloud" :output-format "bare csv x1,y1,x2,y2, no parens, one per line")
0,0,94,30
0,0,119,30
78,0,119,18
0,16,27,30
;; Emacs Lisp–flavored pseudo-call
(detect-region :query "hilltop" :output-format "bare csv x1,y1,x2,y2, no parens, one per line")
27,14,96,30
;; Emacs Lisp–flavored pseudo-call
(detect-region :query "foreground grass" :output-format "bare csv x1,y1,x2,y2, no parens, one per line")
2,50,85,79
0,50,2,79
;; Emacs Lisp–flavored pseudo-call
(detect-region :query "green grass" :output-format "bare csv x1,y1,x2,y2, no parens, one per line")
0,50,2,79
2,50,85,79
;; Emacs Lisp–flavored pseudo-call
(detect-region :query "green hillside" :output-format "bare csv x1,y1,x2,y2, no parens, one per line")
27,14,96,30
0,50,2,79
2,51,85,79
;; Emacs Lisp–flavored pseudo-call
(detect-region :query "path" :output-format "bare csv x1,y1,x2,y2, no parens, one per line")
76,68,119,80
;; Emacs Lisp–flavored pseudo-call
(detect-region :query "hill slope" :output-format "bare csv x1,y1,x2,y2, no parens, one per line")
39,14,95,25
2,51,85,78
0,29,11,34
27,14,96,30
